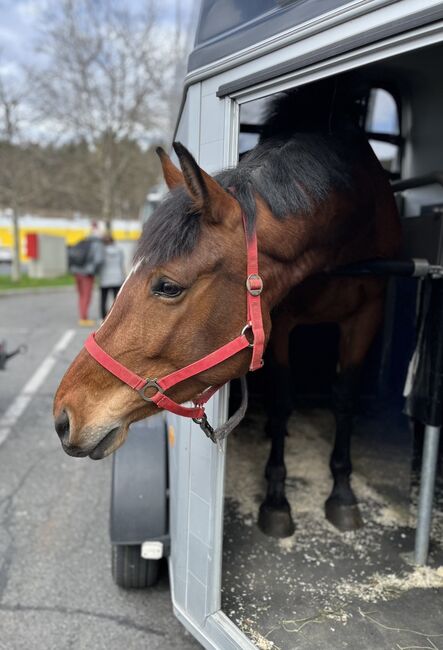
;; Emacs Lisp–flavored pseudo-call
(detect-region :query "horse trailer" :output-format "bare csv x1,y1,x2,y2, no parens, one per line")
111,1,443,648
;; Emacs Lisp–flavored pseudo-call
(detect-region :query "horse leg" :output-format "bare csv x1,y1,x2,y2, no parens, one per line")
325,296,384,531
325,364,363,531
259,330,295,538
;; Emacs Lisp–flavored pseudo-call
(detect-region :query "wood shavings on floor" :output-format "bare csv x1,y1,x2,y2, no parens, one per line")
223,407,443,649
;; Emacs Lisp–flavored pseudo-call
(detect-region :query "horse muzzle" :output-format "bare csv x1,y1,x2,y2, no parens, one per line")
54,409,125,460
88,426,123,460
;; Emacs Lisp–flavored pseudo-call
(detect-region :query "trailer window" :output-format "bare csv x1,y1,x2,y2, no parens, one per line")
238,86,402,172
366,88,399,134
365,88,401,174
238,97,267,156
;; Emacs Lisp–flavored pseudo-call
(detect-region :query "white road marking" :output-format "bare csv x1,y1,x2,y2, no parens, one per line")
0,329,76,447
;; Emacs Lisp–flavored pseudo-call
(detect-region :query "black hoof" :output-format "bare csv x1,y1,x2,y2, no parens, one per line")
258,503,295,538
325,497,363,532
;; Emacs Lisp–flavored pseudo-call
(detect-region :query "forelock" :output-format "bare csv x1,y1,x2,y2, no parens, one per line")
134,187,201,267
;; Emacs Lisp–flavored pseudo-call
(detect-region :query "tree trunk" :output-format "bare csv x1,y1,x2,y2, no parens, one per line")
101,144,113,235
10,206,21,282
101,191,112,234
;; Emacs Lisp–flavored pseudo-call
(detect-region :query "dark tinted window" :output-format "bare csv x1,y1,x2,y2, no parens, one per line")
196,0,278,43
190,1,350,70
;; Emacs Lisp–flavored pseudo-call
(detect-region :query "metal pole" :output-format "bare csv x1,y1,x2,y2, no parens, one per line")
414,424,441,565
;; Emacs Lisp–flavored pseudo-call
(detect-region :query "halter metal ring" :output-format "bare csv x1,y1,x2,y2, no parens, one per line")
138,378,164,402
246,274,263,296
241,324,254,348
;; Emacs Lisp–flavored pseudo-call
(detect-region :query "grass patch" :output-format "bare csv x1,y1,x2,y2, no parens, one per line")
0,274,75,291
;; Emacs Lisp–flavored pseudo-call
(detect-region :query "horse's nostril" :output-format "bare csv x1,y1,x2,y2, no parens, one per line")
55,409,70,443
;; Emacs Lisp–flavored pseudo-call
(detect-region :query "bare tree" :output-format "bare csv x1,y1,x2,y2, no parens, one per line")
31,0,182,227
162,0,197,137
0,68,40,281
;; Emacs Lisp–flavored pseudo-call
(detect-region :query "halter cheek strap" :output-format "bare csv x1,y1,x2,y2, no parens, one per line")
84,213,265,442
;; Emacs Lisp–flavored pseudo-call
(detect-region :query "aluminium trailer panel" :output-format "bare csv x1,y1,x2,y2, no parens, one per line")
166,75,255,650
167,395,255,650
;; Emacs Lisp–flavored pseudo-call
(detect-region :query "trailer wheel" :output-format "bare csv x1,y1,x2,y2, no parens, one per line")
112,544,160,588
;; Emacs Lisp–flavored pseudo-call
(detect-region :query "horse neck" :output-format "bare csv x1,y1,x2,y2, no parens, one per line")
255,194,356,310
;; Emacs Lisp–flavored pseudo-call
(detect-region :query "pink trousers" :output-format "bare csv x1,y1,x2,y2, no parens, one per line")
74,274,94,320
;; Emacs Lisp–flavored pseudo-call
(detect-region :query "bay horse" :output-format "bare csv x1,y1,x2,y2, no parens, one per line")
53,84,401,538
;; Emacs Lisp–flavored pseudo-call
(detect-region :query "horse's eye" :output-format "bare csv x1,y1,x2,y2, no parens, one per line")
152,278,183,298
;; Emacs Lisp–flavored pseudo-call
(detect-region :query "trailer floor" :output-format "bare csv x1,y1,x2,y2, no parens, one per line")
222,407,443,650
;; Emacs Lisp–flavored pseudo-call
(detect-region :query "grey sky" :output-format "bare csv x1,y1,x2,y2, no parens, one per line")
0,0,197,74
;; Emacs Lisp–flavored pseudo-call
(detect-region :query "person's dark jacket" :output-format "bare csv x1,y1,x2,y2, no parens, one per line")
70,236,104,276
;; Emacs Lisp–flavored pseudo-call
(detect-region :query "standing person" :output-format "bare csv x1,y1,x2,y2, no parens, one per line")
99,235,126,320
69,222,104,327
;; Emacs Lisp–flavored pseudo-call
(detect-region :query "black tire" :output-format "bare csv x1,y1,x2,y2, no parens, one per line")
111,544,160,588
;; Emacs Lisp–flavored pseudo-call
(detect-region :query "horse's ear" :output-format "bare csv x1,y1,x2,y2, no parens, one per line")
156,146,184,190
172,141,236,224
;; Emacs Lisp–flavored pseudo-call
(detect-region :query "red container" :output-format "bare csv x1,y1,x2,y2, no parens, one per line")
26,233,39,260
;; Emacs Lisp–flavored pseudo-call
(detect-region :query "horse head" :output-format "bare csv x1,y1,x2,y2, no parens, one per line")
53,144,272,459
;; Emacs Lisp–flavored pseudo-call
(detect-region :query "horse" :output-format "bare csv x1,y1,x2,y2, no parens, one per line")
250,85,402,536
53,84,401,538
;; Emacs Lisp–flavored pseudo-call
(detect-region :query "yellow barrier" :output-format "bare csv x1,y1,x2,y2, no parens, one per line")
0,222,141,262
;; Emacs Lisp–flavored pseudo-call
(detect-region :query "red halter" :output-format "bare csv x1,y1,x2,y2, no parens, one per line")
84,213,265,441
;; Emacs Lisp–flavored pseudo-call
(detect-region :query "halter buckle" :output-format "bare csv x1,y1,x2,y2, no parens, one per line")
138,379,164,402
246,274,263,296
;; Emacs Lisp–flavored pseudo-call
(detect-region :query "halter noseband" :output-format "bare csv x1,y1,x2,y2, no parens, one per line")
84,212,264,442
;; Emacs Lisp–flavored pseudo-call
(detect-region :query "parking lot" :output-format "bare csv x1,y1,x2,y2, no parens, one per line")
0,288,199,650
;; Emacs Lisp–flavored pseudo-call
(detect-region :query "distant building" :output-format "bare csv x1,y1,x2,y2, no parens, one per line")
0,212,141,263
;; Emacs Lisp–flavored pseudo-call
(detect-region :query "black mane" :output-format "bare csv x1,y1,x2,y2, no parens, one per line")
135,187,201,268
135,86,366,268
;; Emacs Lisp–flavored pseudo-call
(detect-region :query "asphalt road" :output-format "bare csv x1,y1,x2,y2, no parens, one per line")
0,288,200,650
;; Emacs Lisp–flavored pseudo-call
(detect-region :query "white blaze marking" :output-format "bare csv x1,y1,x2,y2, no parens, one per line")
0,329,76,448
130,258,143,275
